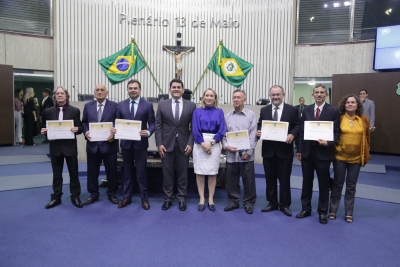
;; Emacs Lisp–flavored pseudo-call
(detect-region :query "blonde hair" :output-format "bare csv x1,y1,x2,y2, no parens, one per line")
200,88,219,109
23,87,35,104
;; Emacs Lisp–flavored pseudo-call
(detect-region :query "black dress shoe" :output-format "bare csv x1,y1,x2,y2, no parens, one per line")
224,204,239,212
244,206,254,214
280,207,292,217
179,201,187,211
45,199,61,209
83,197,99,205
142,201,150,210
162,201,172,210
296,210,311,219
319,214,328,224
71,197,83,208
118,198,132,208
261,205,278,212
108,195,119,204
208,203,216,212
198,204,205,212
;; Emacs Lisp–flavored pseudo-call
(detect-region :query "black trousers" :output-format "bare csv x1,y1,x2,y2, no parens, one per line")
86,150,118,198
50,154,81,200
300,149,331,214
263,154,293,208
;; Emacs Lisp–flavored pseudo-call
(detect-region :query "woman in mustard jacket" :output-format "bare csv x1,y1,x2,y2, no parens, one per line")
329,94,370,223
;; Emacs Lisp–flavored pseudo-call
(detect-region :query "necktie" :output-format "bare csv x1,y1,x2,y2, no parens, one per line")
130,101,135,119
300,106,303,116
175,100,180,124
97,103,103,122
316,107,320,121
58,106,63,120
273,106,278,121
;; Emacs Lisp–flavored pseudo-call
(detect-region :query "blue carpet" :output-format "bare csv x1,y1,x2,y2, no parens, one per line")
0,181,399,267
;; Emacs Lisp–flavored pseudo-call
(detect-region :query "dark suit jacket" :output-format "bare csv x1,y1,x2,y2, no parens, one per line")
82,100,119,154
257,103,300,159
155,98,196,153
297,103,340,161
116,97,155,150
294,104,307,118
40,96,54,115
42,104,83,156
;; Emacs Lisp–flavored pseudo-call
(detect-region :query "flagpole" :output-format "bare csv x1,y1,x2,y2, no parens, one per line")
192,40,223,96
132,38,164,94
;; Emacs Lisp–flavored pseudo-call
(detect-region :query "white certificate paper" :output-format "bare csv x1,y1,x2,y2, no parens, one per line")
114,119,141,141
304,121,334,141
46,120,74,140
226,130,250,150
260,120,289,142
89,122,112,142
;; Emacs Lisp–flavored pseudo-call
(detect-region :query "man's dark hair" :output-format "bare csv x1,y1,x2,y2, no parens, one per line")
43,88,52,95
313,84,327,93
169,78,184,89
127,79,141,89
359,89,368,94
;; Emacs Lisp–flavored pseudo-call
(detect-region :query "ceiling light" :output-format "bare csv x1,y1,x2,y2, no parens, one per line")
324,4,328,8
310,17,314,22
333,3,340,7
307,82,316,85
344,1,350,6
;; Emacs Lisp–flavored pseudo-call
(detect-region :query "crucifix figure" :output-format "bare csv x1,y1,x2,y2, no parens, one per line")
163,33,195,80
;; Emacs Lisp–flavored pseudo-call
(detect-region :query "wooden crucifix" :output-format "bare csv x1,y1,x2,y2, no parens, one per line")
163,32,195,80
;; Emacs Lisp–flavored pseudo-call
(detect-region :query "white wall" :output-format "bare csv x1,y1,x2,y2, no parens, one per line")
0,33,53,70
54,0,296,105
294,41,376,77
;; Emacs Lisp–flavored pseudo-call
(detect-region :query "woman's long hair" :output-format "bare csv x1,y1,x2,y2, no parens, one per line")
200,88,219,109
338,94,363,116
23,87,34,105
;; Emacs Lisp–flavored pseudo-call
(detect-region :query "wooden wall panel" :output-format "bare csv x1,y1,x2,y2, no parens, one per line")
332,72,400,154
0,64,15,145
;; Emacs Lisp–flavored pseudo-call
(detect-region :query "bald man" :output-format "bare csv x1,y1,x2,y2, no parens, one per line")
81,84,119,205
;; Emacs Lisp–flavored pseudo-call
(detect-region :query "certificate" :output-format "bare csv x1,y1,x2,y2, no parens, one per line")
304,121,334,141
114,119,141,141
46,120,74,140
89,122,112,142
260,120,289,142
226,130,250,150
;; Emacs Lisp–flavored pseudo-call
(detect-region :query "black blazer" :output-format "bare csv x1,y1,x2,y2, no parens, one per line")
294,104,307,118
42,105,83,157
257,103,300,159
297,103,340,161
40,97,54,115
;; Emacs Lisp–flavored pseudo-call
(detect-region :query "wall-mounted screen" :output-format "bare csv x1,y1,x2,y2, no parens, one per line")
374,24,400,71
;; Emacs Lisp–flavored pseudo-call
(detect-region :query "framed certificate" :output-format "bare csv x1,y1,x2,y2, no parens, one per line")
226,130,250,150
89,122,112,142
46,120,74,140
260,120,289,142
114,119,141,141
304,121,334,141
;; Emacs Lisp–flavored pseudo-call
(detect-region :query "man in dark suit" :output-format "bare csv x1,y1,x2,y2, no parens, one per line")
81,84,119,205
257,85,300,217
295,97,306,118
41,86,83,209
40,88,54,143
155,78,196,211
116,79,155,210
295,84,340,224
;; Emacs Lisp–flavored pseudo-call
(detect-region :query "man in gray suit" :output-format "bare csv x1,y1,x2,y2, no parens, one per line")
155,78,196,211
359,89,375,131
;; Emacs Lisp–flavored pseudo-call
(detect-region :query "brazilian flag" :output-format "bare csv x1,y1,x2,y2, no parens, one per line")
98,42,146,85
208,44,253,88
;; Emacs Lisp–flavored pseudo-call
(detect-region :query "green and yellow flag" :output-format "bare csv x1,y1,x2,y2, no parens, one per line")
208,44,253,88
98,42,146,85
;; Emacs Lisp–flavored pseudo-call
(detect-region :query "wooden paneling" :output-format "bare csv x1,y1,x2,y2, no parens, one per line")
332,72,400,154
0,64,15,145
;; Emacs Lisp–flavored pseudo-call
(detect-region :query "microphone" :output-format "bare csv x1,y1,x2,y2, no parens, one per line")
72,85,83,101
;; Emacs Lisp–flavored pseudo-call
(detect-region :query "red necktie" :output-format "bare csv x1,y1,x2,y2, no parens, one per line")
316,107,320,121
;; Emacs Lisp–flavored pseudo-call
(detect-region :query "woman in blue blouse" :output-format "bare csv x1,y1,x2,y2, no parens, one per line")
192,88,226,212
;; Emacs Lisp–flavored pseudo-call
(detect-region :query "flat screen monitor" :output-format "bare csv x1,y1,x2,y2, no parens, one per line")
158,94,169,101
374,24,400,71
